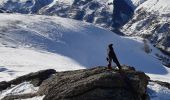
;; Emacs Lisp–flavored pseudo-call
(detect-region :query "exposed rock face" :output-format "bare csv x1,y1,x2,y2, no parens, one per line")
1,66,150,100
38,66,149,100
0,81,11,91
2,93,37,100
121,2,170,56
0,9,4,13
39,0,134,30
112,0,134,28
0,0,134,31
8,69,56,86
0,69,56,91
0,0,53,14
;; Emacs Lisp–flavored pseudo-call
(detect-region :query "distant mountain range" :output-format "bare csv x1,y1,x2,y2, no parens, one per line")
0,0,134,30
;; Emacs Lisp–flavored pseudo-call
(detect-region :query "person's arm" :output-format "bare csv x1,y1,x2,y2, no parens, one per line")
106,48,109,61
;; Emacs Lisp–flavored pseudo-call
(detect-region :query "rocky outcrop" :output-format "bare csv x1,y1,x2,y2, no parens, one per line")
0,81,11,91
0,69,56,91
112,0,134,28
9,69,56,86
2,93,37,100
1,66,150,100
38,66,149,100
150,80,170,89
0,9,5,13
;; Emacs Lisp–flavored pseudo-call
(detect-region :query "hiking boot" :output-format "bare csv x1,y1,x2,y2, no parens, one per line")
108,66,113,70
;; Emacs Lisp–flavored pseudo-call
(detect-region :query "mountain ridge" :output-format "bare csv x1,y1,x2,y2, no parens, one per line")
121,0,170,56
1,0,169,59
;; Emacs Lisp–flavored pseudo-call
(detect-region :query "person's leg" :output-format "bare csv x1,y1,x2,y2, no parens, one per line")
113,57,122,70
108,58,112,70
116,60,121,70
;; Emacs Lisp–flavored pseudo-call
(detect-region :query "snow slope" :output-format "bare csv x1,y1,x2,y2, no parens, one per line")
0,47,84,81
0,13,169,82
0,82,39,99
148,82,170,100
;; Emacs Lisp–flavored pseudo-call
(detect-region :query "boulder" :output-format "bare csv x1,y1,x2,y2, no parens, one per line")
0,69,56,91
38,66,150,100
0,81,11,91
9,69,56,86
2,93,36,100
1,66,150,100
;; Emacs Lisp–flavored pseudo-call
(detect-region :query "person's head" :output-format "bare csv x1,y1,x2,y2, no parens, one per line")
108,44,113,48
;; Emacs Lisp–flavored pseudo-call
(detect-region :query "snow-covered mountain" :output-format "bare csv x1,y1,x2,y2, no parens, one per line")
0,1,170,99
0,0,170,81
0,0,135,30
127,0,146,7
0,13,169,82
0,0,54,13
121,0,170,57
1,0,169,59
0,13,170,100
1,0,169,47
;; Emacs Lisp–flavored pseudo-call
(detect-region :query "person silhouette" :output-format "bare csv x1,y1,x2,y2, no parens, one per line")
106,44,122,70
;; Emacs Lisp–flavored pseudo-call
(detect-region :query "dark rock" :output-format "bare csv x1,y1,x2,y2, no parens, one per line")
37,66,149,100
0,69,56,91
150,80,170,89
121,65,136,71
112,0,134,28
0,81,11,91
2,93,37,100
9,69,56,86
1,66,150,100
0,9,4,13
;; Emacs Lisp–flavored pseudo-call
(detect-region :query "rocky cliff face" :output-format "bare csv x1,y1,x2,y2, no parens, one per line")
1,66,150,100
0,0,53,13
121,0,170,55
0,0,134,31
39,0,134,31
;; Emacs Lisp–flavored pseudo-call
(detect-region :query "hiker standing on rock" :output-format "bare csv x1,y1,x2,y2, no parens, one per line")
106,44,122,70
